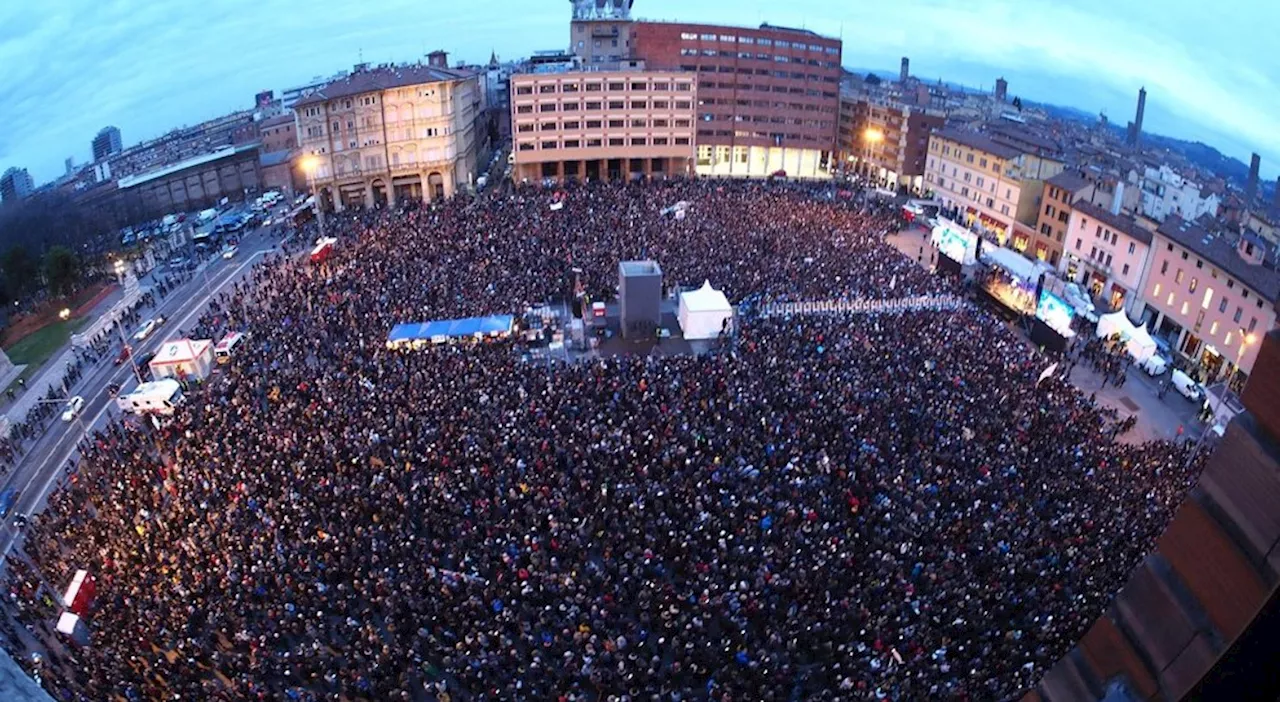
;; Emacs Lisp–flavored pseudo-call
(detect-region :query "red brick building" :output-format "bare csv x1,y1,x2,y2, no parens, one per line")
257,114,301,196
630,22,841,178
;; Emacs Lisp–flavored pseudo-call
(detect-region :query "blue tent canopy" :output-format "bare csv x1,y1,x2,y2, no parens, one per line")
387,315,515,344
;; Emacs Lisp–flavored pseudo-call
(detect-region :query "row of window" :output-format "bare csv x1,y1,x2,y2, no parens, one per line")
1152,280,1261,338
677,48,840,67
518,136,691,151
682,65,840,84
695,129,827,143
697,113,834,129
927,174,1013,217
926,163,1013,200
517,118,694,133
515,80,692,96
701,97,831,111
930,140,1005,174
516,99,693,114
676,32,840,55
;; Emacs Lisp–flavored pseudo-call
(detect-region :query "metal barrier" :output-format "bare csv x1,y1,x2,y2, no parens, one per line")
753,294,966,319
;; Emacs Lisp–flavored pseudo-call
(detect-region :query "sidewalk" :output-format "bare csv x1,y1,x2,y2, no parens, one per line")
4,287,128,425
1061,356,1203,444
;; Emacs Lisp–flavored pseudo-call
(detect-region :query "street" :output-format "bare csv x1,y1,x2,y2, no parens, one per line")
0,224,287,561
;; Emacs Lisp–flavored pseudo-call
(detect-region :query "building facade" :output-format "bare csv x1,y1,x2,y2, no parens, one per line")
1131,164,1220,223
925,128,1065,246
630,22,842,178
92,126,123,162
1139,218,1279,385
258,114,301,196
569,0,634,65
1059,201,1153,314
838,94,943,191
510,69,696,182
0,168,34,204
295,63,484,209
1033,169,1134,266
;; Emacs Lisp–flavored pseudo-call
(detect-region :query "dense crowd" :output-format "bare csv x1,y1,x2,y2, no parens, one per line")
3,180,1203,701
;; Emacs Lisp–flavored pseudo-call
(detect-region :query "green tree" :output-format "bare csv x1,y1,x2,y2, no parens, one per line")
43,246,80,298
2,246,38,299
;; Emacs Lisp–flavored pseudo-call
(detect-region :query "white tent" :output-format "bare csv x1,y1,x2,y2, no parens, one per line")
678,281,733,340
1095,311,1156,363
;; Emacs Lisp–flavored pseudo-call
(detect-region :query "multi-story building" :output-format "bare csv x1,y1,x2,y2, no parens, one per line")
1032,169,1135,266
1139,218,1280,386
92,126,123,162
1059,201,1153,313
924,127,1065,246
629,22,842,178
295,61,484,209
569,0,634,65
0,167,34,204
837,93,943,191
258,114,301,196
510,68,696,182
1130,164,1220,222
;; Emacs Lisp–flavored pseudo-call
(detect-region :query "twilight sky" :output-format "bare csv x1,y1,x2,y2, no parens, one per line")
2,0,1276,184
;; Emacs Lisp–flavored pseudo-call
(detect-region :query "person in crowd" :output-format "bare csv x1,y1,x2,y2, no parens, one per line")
0,180,1205,701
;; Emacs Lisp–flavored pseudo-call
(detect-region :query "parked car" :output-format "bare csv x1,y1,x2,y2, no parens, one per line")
0,487,17,518
61,396,85,423
133,319,158,342
135,351,157,380
222,244,239,259
1170,369,1204,402
114,345,133,366
168,256,192,271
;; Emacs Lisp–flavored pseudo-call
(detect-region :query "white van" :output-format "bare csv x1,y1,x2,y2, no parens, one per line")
116,379,185,416
214,331,246,364
1140,354,1168,376
1170,369,1203,402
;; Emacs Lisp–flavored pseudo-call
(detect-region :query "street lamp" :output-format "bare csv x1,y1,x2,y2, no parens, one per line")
299,154,326,238
862,128,885,184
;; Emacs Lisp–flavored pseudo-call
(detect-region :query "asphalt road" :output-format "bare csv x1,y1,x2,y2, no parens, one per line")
0,225,286,561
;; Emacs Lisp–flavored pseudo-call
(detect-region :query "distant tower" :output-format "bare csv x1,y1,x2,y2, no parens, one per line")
1128,87,1146,146
994,77,1008,102
1246,153,1261,204
1273,176,1280,213
900,57,909,83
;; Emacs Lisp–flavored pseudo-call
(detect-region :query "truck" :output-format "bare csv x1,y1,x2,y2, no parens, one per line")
115,379,185,416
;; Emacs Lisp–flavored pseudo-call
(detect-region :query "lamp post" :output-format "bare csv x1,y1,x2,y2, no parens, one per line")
300,155,326,238
862,128,884,185
1235,331,1256,393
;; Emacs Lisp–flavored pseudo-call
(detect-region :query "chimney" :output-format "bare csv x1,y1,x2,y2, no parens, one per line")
428,50,449,68
900,57,909,83
1110,180,1125,215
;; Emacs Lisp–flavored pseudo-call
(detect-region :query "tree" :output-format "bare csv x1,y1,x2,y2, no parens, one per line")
43,246,80,298
2,246,38,300
1012,96,1023,111
864,73,882,86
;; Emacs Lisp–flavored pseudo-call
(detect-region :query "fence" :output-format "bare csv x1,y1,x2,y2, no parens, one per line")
752,294,967,319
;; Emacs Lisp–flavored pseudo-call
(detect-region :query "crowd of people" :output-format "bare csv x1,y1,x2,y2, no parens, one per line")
1,179,1205,701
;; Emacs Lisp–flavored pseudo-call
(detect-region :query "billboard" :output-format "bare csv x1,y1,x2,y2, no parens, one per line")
1035,290,1074,335
931,219,977,265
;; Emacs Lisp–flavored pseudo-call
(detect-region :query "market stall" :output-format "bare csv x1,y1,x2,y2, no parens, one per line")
677,281,733,340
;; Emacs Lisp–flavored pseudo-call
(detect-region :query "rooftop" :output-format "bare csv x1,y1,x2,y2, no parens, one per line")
294,63,473,107
258,114,294,129
1157,217,1280,303
931,128,1022,160
1073,201,1152,245
1045,170,1093,194
633,18,840,42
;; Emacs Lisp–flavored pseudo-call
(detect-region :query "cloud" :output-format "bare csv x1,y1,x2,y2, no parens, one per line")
1,0,1276,183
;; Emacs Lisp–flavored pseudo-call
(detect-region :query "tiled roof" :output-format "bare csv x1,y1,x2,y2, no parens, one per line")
1045,170,1091,194
1157,217,1280,303
259,114,294,129
294,64,472,107
931,128,1022,160
1074,201,1152,245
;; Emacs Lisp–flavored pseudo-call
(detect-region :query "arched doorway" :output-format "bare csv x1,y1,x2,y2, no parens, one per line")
393,175,422,204
371,179,388,208
428,172,445,201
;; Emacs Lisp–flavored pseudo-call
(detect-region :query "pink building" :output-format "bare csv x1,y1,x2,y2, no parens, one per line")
1140,218,1280,386
1059,201,1154,314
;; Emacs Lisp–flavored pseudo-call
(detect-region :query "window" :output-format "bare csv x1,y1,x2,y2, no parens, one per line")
1202,288,1214,309
586,138,602,147
675,137,691,145
516,86,533,95
1189,277,1198,294
1128,242,1136,254
653,100,669,109
1180,301,1189,316
674,118,691,127
541,140,558,150
540,121,556,131
1167,292,1175,306
563,83,579,93
564,139,580,148
1249,317,1258,332
653,136,669,145
1105,253,1113,266
517,142,534,151
631,137,647,145
1219,298,1228,314
1181,251,1189,260
607,119,624,128
630,118,647,127
1122,264,1130,276
631,82,647,90
585,82,602,92
608,137,624,146
1225,333,1233,346
539,84,556,94
516,105,533,114
719,35,736,42
699,33,717,41
740,36,754,45
1153,283,1161,298
631,101,647,109
1160,261,1169,275
539,103,557,112
517,124,534,133
586,101,602,110
1175,269,1184,284
653,82,669,91
979,158,988,168
1233,307,1242,322
608,100,625,109
585,120,602,129
563,102,579,111
1075,238,1083,251
1196,259,1203,269
676,82,692,91
1210,321,1219,336
758,38,772,47
563,120,580,130
680,32,697,40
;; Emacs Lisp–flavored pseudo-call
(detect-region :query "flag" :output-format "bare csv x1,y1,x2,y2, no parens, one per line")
1037,363,1059,386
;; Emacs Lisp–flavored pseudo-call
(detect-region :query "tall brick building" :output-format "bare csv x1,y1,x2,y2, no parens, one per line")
627,22,842,178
